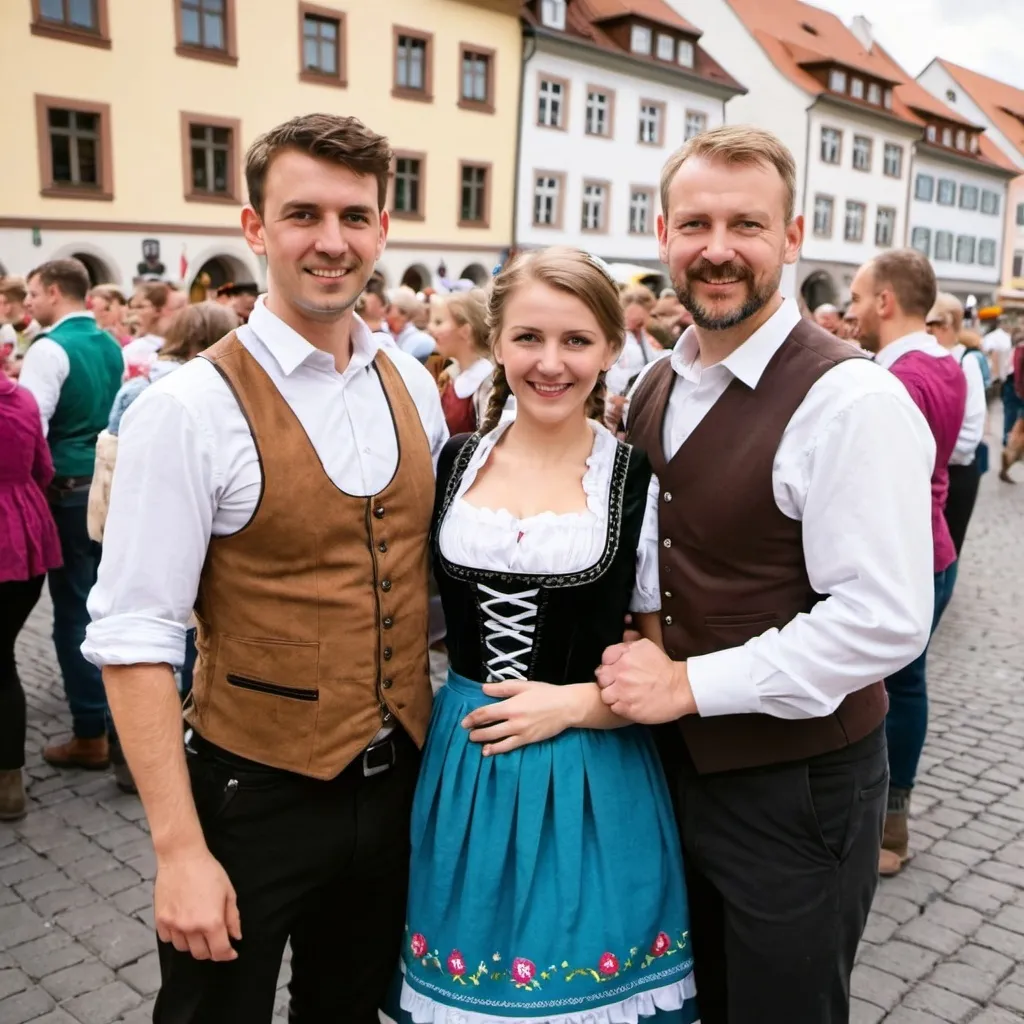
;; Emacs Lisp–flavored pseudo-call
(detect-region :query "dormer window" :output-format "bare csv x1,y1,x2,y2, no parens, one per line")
540,0,566,30
677,39,694,67
851,78,864,100
868,82,881,105
969,134,979,154
656,33,674,61
630,24,652,55
883,89,893,109
955,129,967,150
829,68,847,93
926,125,937,142
942,126,952,147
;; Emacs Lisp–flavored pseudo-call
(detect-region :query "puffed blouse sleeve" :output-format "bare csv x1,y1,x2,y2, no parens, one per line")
630,472,662,613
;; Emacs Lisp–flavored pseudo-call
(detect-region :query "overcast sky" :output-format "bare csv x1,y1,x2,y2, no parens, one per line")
813,0,1024,90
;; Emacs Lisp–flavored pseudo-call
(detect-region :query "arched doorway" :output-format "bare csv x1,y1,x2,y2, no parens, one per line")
459,263,489,286
401,263,432,292
800,270,838,313
189,254,250,303
71,252,114,286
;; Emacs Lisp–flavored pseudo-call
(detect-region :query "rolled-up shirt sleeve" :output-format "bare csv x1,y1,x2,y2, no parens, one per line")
83,388,217,669
687,388,936,719
951,352,986,463
630,472,662,613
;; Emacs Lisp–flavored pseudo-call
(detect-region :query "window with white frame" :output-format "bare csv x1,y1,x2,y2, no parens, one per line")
1013,251,1024,277
538,77,565,128
937,179,956,205
813,195,834,238
883,143,903,178
960,184,979,210
868,82,882,105
875,206,896,247
581,181,607,231
821,126,841,164
883,89,893,109
656,33,674,61
630,24,651,55
956,235,976,263
684,110,707,141
910,226,931,255
969,135,979,153
852,135,872,171
935,230,953,261
1018,202,1024,226
638,102,661,144
955,129,967,150
981,190,1000,215
845,200,866,242
540,0,566,30
677,39,694,67
978,239,997,266
829,68,847,92
915,174,934,201
533,173,561,226
586,89,611,137
629,189,652,234
926,125,937,142
851,78,864,100
942,127,953,147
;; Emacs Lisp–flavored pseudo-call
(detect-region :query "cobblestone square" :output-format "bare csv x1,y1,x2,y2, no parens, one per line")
2,471,1021,1023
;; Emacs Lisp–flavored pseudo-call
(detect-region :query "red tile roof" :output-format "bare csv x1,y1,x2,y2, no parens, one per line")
585,0,701,35
937,59,1024,161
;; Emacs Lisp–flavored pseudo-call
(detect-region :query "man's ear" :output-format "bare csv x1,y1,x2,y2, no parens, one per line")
241,206,266,257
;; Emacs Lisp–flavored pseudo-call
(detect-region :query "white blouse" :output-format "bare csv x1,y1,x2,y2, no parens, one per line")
438,419,661,613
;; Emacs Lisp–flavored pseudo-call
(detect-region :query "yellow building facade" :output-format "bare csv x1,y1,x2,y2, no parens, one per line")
0,0,521,292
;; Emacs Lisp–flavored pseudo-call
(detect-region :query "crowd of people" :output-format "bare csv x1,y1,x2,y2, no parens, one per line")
0,110,1021,1024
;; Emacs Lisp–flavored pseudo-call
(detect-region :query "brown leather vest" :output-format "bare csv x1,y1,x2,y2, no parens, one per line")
628,317,888,774
183,333,434,780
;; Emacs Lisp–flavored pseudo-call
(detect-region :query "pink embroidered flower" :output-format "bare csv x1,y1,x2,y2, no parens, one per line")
511,957,536,983
650,932,672,957
447,950,466,977
598,952,619,976
410,934,427,958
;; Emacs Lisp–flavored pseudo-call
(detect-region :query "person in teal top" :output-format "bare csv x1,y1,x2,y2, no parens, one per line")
20,258,124,776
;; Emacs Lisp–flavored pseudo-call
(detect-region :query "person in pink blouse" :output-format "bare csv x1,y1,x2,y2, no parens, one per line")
0,369,63,821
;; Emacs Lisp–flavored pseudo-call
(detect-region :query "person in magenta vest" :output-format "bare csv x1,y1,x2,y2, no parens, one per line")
594,125,937,1024
846,250,967,877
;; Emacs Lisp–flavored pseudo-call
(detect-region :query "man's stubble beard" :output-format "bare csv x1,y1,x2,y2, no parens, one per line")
673,262,782,332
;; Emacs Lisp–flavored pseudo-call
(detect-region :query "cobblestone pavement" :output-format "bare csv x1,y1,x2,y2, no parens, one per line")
2,468,1022,1023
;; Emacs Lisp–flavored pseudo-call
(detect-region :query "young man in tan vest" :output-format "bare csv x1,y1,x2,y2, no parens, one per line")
83,115,447,1023
597,126,937,1023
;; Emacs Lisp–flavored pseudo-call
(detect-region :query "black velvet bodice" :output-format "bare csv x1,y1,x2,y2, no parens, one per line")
432,431,653,685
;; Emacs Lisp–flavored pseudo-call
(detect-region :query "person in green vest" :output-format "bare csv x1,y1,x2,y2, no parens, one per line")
20,258,124,774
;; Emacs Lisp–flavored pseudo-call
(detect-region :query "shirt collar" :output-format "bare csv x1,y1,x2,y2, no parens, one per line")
874,330,947,370
669,297,801,389
50,310,95,332
245,295,379,376
453,358,493,399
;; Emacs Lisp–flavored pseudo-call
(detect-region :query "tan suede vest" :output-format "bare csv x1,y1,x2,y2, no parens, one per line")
183,332,434,779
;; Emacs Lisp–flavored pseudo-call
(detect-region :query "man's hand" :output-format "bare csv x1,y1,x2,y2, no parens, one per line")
462,680,579,755
596,639,696,724
155,844,241,961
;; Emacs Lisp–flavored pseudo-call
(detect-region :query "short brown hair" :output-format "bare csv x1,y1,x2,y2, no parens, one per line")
133,281,171,310
160,301,239,361
28,258,90,302
870,250,937,319
0,276,28,305
661,124,798,222
621,285,656,310
89,284,127,306
245,113,393,216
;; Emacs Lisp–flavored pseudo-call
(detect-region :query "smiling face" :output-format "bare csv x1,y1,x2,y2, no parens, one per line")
241,148,387,324
494,281,619,429
658,155,802,332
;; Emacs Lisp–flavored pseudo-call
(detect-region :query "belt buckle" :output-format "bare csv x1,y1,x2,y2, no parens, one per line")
362,739,395,777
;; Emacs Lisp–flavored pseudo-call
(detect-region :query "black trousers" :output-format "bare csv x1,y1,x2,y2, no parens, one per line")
153,729,420,1024
657,724,888,1024
0,575,46,770
944,462,981,557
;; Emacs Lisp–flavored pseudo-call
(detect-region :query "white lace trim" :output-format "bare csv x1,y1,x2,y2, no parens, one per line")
399,972,696,1024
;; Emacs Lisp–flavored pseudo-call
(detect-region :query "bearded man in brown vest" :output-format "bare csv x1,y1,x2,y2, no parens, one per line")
596,125,938,1023
83,115,447,1022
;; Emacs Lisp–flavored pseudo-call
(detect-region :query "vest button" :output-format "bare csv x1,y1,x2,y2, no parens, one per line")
381,579,392,592
382,678,393,689
374,506,385,519
662,538,672,549
664,614,673,626
664,590,672,599
383,617,394,629
378,541,388,553
664,491,672,502
383,647,393,660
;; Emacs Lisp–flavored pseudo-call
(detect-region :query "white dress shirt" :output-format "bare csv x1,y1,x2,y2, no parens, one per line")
18,311,96,434
949,344,987,467
982,327,1012,381
628,298,936,721
83,297,448,671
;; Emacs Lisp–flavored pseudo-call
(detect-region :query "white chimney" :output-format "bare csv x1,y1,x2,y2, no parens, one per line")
850,15,874,52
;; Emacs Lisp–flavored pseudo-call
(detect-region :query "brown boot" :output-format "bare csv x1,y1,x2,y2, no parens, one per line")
999,449,1017,483
879,786,911,876
0,770,26,821
43,736,110,770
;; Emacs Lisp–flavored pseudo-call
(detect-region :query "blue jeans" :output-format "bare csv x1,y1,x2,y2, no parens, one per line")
47,488,112,740
884,561,958,790
1003,377,1023,444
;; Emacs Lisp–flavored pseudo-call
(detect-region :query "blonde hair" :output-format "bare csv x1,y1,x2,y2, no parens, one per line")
928,291,965,333
621,285,656,311
958,329,983,352
480,247,624,433
660,124,798,222
445,288,490,359
159,302,238,362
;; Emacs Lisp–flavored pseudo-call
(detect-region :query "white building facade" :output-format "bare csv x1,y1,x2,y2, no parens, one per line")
516,0,743,287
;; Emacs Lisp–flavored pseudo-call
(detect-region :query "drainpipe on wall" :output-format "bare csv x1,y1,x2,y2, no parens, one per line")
510,26,538,255
903,146,915,249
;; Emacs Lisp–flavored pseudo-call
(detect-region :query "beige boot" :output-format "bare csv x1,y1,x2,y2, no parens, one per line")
43,735,110,770
0,769,27,821
879,786,911,876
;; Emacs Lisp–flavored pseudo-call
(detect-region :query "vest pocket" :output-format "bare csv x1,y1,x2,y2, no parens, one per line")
704,612,779,628
226,675,318,701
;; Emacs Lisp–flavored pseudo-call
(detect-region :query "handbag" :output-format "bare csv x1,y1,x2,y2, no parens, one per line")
976,440,990,476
